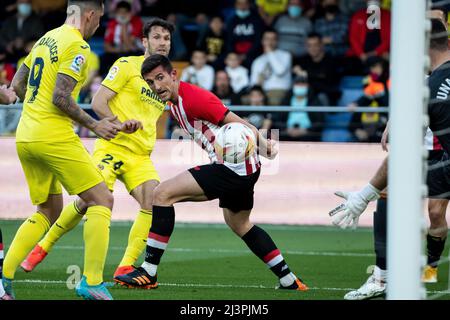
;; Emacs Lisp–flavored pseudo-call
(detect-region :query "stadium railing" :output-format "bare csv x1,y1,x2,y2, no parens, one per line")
0,104,389,136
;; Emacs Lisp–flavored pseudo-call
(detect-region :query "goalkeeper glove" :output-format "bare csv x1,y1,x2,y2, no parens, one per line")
329,183,381,229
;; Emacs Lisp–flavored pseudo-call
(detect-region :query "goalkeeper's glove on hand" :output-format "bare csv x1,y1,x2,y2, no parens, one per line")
328,183,381,229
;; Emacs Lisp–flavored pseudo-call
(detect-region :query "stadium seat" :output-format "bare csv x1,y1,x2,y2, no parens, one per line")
338,76,364,106
320,76,363,142
88,36,105,56
321,112,354,142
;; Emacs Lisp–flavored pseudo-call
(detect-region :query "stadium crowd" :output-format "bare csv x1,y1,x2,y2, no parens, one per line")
0,0,399,142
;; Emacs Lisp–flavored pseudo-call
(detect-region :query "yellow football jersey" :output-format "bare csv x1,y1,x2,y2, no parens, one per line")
256,0,289,16
16,24,90,143
98,55,165,155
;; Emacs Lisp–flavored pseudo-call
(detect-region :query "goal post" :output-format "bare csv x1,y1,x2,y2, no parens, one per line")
387,0,429,300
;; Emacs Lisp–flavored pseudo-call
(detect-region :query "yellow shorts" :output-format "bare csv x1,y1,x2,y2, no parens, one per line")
17,139,104,205
92,143,159,193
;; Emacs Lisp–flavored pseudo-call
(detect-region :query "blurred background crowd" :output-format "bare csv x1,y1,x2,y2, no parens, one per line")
0,0,443,142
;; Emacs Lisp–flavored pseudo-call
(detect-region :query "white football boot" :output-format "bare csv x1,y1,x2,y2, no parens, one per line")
344,274,386,300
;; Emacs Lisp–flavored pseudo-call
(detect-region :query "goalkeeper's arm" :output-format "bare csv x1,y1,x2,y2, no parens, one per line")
329,157,388,229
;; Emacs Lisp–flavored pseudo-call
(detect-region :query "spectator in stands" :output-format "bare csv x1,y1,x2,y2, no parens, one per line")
226,0,265,69
293,33,341,106
257,0,289,27
338,0,366,15
281,75,324,141
224,52,249,94
250,30,292,106
0,56,15,86
348,56,389,142
212,70,240,106
345,0,391,75
32,0,66,30
166,13,189,61
108,0,142,17
314,0,349,57
16,38,36,69
239,85,273,130
141,0,171,18
273,0,313,59
180,49,215,91
0,0,45,63
198,16,227,70
0,0,16,22
102,1,144,75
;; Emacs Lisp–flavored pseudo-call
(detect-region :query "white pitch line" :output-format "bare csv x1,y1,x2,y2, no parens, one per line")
12,279,450,295
52,245,375,258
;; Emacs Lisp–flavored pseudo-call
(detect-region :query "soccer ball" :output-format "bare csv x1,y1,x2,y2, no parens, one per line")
214,122,256,163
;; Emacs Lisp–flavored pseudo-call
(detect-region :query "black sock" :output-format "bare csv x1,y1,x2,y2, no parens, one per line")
374,199,387,270
145,206,175,265
427,234,447,267
242,225,292,280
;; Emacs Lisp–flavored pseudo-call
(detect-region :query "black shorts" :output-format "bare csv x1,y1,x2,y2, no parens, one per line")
188,163,261,213
427,151,450,199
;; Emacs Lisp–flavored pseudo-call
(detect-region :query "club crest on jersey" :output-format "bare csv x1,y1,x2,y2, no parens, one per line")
70,54,85,73
107,66,119,80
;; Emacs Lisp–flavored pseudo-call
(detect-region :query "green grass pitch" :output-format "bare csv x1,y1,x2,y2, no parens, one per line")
1,220,449,300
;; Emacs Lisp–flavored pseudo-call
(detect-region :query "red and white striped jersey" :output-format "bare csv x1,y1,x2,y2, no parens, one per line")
425,127,443,151
170,81,260,176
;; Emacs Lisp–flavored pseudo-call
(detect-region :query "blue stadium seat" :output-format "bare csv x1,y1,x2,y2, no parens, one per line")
320,76,364,142
338,76,364,106
322,110,355,142
321,128,355,142
88,36,105,56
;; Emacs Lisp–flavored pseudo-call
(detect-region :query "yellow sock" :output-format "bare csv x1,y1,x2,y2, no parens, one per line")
83,205,111,286
39,202,84,253
119,209,152,267
3,212,50,279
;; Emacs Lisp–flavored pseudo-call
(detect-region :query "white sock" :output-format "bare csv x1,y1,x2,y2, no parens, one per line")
141,261,158,277
373,266,387,283
279,272,296,287
0,279,5,298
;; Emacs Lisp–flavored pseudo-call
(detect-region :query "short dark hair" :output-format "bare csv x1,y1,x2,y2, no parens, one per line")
143,18,175,38
116,1,131,11
68,0,104,9
307,32,322,41
141,54,173,76
430,18,448,51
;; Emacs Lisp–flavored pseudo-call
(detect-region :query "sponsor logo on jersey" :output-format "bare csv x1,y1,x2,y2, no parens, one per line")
107,66,119,81
70,54,85,73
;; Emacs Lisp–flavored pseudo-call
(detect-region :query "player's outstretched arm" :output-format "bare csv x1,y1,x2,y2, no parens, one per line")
329,157,388,229
11,64,30,102
221,111,278,159
92,85,142,134
53,73,122,140
92,85,119,121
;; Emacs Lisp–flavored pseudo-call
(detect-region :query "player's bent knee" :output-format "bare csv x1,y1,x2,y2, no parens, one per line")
153,185,174,206
225,216,252,237
429,208,446,224
79,187,114,209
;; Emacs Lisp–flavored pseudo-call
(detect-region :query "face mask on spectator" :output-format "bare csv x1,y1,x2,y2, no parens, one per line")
288,5,302,18
117,15,130,24
236,9,250,19
18,3,32,17
293,86,308,96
